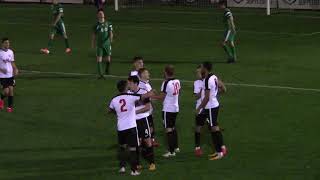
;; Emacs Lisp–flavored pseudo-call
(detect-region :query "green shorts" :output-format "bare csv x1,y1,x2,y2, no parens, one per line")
96,46,111,57
224,30,236,42
50,21,66,36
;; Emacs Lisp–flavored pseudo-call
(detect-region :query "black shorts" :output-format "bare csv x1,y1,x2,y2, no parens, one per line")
136,117,151,139
201,107,219,127
147,115,154,128
0,77,15,89
162,111,178,128
117,127,139,147
195,113,207,126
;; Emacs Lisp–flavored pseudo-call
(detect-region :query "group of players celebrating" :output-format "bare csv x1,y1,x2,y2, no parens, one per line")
1,0,236,176
108,58,228,176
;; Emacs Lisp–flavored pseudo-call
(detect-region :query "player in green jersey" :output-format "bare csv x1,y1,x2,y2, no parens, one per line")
219,0,237,63
40,0,71,55
92,10,113,78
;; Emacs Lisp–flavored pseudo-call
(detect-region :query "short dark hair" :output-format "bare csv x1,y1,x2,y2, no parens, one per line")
202,61,212,71
138,68,148,76
2,37,9,43
164,65,175,77
133,56,143,63
128,75,140,85
117,80,128,92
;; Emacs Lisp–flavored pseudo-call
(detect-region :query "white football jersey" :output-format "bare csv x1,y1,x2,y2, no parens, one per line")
0,49,14,78
194,79,204,109
129,88,151,120
139,80,152,92
109,93,140,131
204,74,219,109
130,70,139,78
161,78,181,112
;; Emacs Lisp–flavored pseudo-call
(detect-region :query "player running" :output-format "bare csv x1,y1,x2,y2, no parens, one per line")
129,56,144,77
92,10,113,78
40,0,71,54
219,0,237,63
196,62,227,160
0,38,19,113
128,76,156,171
138,68,160,147
153,65,181,158
193,65,206,156
108,80,153,176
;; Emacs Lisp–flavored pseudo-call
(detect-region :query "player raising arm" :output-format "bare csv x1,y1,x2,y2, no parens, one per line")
196,62,227,160
41,0,71,54
0,38,19,113
219,0,237,63
92,10,113,78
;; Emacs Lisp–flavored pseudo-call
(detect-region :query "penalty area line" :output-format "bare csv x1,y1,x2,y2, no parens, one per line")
20,70,320,93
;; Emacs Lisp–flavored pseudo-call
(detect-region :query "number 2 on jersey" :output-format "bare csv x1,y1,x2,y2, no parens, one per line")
119,99,127,112
172,82,180,96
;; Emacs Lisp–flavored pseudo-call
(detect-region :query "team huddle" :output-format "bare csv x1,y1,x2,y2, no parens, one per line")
108,58,228,176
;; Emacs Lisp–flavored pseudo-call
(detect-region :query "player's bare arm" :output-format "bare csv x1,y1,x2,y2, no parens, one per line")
11,62,19,76
136,102,151,114
109,31,114,43
150,92,165,101
52,13,63,26
228,17,236,34
196,90,210,114
218,79,227,94
194,91,201,100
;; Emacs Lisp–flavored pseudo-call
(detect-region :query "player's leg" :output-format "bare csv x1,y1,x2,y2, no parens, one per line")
208,107,227,160
148,115,159,147
103,46,112,75
117,130,127,173
172,113,179,152
41,30,55,54
162,112,176,158
7,85,14,112
228,38,237,63
194,113,206,156
0,80,8,110
222,30,233,61
141,118,156,171
127,128,140,176
96,52,104,78
60,22,71,53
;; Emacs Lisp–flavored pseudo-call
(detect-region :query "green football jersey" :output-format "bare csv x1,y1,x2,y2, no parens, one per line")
93,21,113,47
51,4,64,21
223,8,233,30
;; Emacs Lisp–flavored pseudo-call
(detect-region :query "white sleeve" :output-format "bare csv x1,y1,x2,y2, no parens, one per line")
109,100,114,110
10,50,14,62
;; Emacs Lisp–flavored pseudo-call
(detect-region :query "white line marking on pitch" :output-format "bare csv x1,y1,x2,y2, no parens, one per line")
21,70,320,93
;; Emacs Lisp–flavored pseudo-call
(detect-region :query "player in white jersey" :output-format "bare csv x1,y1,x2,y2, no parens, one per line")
0,38,19,113
127,76,156,171
153,65,181,158
138,68,160,147
193,65,206,157
196,62,227,160
129,56,144,77
108,80,153,176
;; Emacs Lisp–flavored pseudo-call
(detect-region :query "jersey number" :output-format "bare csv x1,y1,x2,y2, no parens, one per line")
119,99,127,112
173,82,180,96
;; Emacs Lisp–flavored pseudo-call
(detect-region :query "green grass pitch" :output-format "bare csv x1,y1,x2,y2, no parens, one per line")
0,4,320,180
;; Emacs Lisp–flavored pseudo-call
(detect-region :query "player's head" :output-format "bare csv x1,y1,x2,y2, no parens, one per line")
164,65,175,79
127,76,140,90
201,61,212,74
196,65,203,80
133,56,144,70
218,0,227,8
97,9,105,22
52,0,58,4
1,37,10,49
117,80,128,93
138,68,150,81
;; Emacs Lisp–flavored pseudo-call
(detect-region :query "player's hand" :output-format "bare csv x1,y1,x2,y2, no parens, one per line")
14,69,19,76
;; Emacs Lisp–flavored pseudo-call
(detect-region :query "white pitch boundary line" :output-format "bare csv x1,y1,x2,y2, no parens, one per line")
21,70,320,93
2,21,319,37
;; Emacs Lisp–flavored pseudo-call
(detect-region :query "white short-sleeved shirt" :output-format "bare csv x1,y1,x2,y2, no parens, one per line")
139,80,152,92
0,49,14,78
194,79,204,109
161,78,181,113
130,70,139,78
204,74,219,109
129,88,151,120
109,93,140,131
